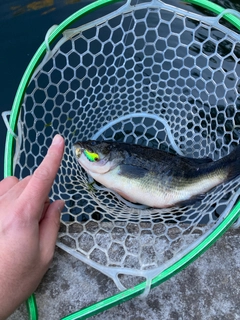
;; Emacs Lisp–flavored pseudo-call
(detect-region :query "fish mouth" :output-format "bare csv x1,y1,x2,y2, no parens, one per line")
72,143,83,159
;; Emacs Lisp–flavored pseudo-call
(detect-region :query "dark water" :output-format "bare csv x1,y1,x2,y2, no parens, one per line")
0,0,239,181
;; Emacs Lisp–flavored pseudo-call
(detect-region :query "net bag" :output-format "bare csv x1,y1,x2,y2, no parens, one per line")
3,0,240,318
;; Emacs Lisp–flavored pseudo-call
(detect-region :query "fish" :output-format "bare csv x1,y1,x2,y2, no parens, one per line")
72,140,240,208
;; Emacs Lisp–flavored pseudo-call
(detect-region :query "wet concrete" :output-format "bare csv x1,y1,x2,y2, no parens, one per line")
8,227,240,320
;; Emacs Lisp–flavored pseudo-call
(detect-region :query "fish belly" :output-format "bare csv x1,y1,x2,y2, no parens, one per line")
88,167,225,208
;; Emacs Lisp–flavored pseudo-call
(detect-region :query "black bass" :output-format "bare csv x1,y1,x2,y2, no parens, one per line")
72,140,240,208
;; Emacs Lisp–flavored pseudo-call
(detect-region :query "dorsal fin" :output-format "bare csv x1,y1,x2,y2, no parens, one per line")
183,156,213,166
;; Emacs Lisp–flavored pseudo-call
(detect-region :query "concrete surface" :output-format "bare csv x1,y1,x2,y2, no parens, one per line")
8,227,240,320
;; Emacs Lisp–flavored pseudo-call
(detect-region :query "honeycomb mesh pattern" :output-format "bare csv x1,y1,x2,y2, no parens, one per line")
14,0,240,289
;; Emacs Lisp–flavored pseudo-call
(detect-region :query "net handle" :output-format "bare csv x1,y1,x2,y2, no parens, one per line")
4,0,240,319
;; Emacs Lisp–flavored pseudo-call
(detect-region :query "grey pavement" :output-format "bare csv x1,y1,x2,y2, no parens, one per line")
9,227,240,320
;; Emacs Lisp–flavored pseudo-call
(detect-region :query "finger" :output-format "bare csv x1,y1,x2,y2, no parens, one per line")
19,135,64,218
2,176,31,200
39,200,65,263
0,176,19,196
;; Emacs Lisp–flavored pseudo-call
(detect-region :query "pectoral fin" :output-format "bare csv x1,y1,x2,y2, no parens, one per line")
119,164,148,179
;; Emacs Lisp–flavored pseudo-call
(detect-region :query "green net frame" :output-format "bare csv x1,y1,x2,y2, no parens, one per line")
3,0,240,319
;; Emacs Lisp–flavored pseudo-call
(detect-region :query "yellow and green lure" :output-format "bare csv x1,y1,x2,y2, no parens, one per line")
84,149,99,162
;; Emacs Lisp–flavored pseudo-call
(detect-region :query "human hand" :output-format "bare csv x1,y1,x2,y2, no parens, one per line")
0,134,65,319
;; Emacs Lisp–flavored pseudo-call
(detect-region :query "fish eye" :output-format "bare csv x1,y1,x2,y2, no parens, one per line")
84,149,99,162
90,141,97,146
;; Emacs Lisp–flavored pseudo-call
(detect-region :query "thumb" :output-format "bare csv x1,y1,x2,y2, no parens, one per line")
39,200,65,263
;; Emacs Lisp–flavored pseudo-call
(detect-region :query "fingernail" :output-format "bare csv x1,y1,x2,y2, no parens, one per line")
52,134,63,145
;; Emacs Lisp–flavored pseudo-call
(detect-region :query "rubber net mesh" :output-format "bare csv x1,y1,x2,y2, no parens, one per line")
13,0,240,291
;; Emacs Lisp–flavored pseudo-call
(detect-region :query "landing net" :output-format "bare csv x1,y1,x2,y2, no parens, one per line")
8,0,240,295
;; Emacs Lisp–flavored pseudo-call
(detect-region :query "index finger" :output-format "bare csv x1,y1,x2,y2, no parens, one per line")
20,134,65,212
